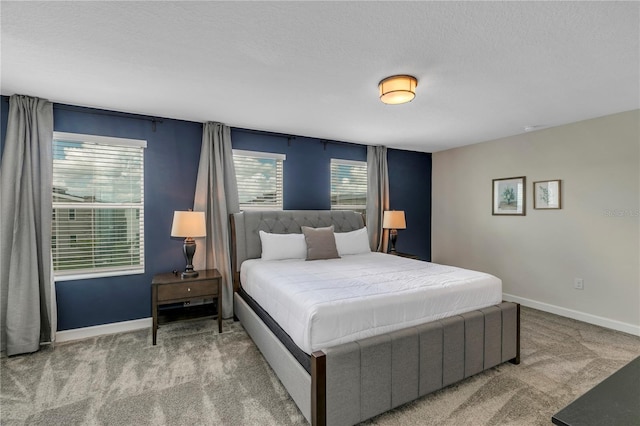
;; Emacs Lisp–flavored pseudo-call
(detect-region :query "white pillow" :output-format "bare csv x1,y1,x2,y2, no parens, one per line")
334,227,371,256
259,231,307,260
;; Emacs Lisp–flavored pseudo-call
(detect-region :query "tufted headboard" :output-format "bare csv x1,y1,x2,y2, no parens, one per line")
229,210,365,291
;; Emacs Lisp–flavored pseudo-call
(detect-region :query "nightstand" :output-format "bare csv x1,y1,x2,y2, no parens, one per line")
390,251,420,260
151,269,222,345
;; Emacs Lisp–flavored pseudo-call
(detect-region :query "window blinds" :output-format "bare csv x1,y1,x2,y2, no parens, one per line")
330,159,367,212
52,132,146,279
233,149,285,210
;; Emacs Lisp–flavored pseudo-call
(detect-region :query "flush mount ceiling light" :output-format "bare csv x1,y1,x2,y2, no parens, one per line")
379,75,418,105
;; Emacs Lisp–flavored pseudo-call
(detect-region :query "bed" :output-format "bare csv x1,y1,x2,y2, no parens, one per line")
230,210,520,426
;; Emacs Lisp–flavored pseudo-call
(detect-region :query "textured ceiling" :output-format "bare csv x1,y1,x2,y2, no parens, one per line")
1,1,638,152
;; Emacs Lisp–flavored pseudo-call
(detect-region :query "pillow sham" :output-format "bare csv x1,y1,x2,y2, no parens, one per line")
301,226,340,260
259,230,307,261
334,226,371,256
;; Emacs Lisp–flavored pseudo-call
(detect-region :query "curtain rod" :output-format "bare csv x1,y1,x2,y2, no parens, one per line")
233,127,295,140
3,97,164,130
233,127,363,150
54,104,164,131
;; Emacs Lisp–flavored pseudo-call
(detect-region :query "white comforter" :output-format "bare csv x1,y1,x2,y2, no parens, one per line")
240,252,502,354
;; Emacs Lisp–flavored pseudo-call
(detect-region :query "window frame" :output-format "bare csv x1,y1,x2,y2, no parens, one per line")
52,131,147,281
330,158,367,213
233,149,286,211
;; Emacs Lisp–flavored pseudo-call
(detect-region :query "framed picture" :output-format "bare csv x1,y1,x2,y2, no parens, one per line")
492,176,526,215
534,179,561,209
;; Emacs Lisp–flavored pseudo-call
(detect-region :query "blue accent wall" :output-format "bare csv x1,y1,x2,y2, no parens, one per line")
1,96,431,330
388,149,432,260
232,129,367,210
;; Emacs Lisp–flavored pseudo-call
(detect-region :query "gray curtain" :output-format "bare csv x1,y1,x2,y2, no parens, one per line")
366,145,390,252
0,94,56,356
193,122,239,319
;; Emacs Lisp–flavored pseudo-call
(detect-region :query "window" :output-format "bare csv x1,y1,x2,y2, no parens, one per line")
52,132,146,280
233,149,285,210
330,159,367,213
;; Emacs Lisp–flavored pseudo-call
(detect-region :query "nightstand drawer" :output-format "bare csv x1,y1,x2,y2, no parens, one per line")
157,280,216,301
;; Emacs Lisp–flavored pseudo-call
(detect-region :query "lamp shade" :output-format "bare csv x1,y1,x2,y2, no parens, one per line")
382,210,406,229
379,75,418,105
171,211,206,237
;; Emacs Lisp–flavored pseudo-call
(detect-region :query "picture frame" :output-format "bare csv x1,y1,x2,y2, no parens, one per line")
492,176,526,215
534,179,562,209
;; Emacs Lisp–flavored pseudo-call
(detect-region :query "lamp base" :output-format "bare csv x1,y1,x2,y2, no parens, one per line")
181,270,199,279
181,238,199,279
389,229,398,253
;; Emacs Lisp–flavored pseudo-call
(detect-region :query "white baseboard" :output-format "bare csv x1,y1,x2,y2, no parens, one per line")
55,317,152,343
502,293,640,337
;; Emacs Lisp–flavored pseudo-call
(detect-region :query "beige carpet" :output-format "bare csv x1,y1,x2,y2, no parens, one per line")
1,307,639,425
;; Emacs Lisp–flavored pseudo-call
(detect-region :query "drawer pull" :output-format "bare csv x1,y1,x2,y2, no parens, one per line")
187,287,191,292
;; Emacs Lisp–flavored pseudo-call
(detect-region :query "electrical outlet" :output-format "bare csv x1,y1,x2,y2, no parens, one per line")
574,278,584,290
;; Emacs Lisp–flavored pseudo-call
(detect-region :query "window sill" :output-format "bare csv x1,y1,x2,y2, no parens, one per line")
54,268,145,282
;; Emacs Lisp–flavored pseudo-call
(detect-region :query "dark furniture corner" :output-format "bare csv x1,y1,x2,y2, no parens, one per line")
552,356,640,426
151,268,222,345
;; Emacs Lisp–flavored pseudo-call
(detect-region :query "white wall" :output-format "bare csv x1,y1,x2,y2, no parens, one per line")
432,110,639,335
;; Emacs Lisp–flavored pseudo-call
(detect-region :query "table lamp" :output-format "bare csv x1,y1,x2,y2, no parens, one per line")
382,210,406,253
171,210,206,278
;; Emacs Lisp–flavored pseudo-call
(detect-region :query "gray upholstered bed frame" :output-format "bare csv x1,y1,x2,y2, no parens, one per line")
230,210,520,426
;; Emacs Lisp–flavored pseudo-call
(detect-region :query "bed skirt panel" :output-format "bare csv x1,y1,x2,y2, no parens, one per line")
462,310,485,377
391,328,420,407
481,306,503,368
501,303,519,362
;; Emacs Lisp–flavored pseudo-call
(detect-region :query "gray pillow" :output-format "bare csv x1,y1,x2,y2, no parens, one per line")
301,225,340,261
